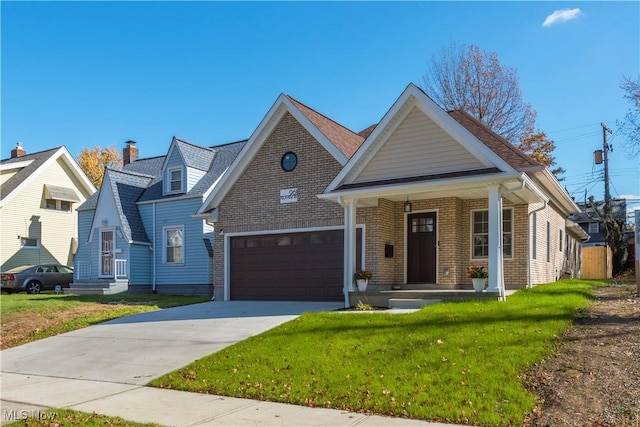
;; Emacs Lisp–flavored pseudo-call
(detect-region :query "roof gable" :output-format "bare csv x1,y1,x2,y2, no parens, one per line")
0,146,95,208
326,83,518,193
88,169,154,243
197,93,361,215
353,106,487,184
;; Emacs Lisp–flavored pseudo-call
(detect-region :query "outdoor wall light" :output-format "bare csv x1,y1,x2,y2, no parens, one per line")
403,197,412,213
219,228,224,236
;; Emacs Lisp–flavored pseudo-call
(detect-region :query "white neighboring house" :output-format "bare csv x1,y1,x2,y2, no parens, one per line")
0,143,96,271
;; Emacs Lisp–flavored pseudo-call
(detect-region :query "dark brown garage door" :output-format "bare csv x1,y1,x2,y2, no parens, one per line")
230,229,362,301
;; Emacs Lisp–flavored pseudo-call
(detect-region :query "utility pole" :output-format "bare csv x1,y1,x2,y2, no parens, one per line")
601,122,613,216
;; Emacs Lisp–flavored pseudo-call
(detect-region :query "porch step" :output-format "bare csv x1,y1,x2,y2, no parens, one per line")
388,298,442,309
350,289,502,308
68,281,128,295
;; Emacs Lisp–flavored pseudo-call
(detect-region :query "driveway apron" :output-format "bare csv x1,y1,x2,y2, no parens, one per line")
1,301,342,385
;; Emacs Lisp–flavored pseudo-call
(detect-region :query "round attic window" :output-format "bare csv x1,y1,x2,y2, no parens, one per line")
281,152,297,172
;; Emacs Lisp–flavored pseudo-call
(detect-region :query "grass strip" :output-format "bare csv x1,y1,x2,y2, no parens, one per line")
4,408,160,426
150,279,603,426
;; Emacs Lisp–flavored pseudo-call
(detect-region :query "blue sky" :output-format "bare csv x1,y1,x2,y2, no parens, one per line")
2,1,639,216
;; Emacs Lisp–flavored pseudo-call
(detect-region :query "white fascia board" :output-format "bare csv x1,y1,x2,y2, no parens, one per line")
88,172,118,243
59,146,97,195
530,169,580,215
0,147,95,208
199,94,348,215
325,85,416,193
197,100,288,215
324,84,516,194
198,166,230,209
409,88,516,173
319,172,521,202
281,96,349,166
520,173,550,204
0,159,34,171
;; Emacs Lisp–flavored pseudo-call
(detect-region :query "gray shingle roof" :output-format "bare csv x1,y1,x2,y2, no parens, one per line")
0,147,60,201
174,138,216,171
123,156,165,176
137,139,247,203
106,169,154,243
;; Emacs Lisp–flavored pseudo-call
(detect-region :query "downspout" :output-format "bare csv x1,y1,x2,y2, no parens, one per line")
152,202,157,293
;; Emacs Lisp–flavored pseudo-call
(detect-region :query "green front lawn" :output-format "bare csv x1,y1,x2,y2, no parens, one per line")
151,280,603,426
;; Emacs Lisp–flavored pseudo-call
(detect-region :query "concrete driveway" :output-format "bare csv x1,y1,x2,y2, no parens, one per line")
1,301,342,385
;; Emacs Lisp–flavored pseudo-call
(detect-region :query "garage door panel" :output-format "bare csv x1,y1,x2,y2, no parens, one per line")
230,229,361,301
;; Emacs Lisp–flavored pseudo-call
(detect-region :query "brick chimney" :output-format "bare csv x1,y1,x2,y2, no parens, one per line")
11,142,26,158
123,140,138,166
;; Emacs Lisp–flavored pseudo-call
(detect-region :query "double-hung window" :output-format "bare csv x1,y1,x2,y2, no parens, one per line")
164,226,184,264
471,209,513,259
168,167,183,193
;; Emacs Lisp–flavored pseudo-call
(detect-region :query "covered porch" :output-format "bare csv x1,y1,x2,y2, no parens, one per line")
321,173,548,308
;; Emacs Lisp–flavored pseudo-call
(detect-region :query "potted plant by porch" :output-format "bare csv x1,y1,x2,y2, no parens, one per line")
353,270,372,292
467,265,487,293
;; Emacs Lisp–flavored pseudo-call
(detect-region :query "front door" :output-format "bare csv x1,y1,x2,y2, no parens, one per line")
100,229,114,278
407,212,437,283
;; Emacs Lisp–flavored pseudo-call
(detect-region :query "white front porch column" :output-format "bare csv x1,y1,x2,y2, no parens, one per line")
343,198,357,308
487,185,505,299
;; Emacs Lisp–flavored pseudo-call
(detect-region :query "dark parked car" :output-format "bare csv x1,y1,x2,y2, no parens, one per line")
0,264,74,294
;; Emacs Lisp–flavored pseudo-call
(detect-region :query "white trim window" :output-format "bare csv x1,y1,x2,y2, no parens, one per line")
164,226,184,264
471,208,513,259
588,222,599,233
168,167,183,193
20,237,39,249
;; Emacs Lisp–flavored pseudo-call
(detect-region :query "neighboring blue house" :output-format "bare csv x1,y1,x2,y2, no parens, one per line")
72,138,245,295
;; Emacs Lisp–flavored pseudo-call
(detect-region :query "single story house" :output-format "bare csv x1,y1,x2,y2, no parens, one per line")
196,84,588,305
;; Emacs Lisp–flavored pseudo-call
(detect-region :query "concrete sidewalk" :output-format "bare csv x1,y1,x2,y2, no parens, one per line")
1,300,462,426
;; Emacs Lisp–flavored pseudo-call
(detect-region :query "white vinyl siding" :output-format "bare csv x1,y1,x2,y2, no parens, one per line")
186,166,206,192
0,156,92,271
354,107,485,183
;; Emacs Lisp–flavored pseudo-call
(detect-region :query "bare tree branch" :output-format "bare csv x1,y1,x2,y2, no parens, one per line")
617,75,640,158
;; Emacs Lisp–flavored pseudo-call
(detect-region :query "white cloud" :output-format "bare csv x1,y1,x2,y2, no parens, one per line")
542,8,582,27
